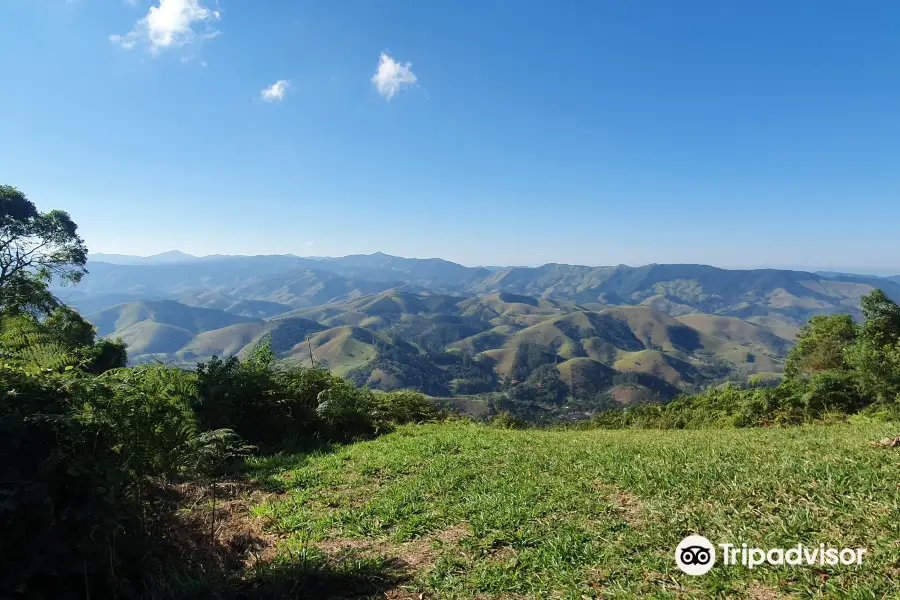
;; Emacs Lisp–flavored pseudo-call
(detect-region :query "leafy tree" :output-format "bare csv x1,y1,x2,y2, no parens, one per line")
798,370,867,416
844,290,900,402
783,314,858,378
0,185,88,314
0,186,122,373
857,289,900,346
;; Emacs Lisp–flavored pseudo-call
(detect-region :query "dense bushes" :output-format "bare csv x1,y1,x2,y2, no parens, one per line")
0,367,138,596
193,343,442,448
0,337,441,598
587,377,858,429
591,368,899,430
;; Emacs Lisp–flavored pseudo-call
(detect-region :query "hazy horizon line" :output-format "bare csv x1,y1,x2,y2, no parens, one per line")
86,250,900,277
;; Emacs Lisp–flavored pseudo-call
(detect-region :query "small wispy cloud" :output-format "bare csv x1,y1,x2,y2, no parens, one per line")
261,80,289,102
305,240,315,246
371,52,417,101
110,0,221,54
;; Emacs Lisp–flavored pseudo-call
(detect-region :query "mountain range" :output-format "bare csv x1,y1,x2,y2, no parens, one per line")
61,252,900,408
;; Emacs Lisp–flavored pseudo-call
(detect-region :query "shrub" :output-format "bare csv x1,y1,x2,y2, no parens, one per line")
315,380,378,439
489,410,528,430
94,364,201,477
194,350,292,448
0,366,143,597
373,389,441,427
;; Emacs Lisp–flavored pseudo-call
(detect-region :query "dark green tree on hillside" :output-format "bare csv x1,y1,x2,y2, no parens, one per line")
783,313,858,378
0,185,88,313
857,289,900,346
0,185,124,372
844,290,900,402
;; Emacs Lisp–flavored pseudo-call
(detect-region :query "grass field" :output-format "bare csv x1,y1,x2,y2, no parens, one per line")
238,420,899,599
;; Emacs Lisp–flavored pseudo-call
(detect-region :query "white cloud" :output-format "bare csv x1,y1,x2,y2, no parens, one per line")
261,80,289,102
305,240,315,246
110,0,221,54
371,52,417,101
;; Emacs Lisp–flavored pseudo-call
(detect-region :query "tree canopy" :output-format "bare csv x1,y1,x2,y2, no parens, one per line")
783,313,858,378
0,185,88,314
0,185,123,373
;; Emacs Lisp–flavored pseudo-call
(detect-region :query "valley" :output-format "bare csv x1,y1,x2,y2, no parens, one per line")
64,252,900,419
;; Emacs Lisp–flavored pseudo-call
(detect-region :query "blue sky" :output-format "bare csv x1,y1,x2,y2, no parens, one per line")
1,0,898,272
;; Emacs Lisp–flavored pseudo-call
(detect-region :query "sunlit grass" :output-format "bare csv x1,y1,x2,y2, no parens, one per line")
246,420,900,598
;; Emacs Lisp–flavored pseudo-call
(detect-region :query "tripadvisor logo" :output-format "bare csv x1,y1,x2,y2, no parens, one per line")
676,535,716,575
675,536,868,575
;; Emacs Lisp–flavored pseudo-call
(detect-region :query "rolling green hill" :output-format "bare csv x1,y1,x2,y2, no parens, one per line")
84,288,794,407
676,313,792,354
280,291,493,354
174,289,293,318
473,311,645,376
87,300,265,364
613,349,700,387
114,321,196,357
224,268,403,308
89,300,262,339
287,326,382,374
177,322,272,361
556,357,617,396
460,305,782,388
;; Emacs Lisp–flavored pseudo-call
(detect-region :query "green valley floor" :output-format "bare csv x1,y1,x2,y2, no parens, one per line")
202,421,900,599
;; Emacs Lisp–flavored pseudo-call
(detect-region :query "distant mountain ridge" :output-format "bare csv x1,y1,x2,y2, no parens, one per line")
88,250,202,265
71,252,900,327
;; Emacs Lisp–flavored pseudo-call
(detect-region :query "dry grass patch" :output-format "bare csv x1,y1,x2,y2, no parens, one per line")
590,480,647,527
319,523,472,571
747,581,790,600
165,480,286,568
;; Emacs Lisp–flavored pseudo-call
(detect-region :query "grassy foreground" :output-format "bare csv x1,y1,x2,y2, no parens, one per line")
241,420,899,599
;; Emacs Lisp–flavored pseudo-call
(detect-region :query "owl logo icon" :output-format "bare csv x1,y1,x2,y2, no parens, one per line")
675,535,716,575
